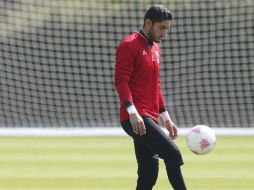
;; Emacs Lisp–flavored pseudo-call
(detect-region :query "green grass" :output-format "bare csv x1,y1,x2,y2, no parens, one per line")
0,136,253,190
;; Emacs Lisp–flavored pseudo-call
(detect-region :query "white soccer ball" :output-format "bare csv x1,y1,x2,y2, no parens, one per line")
186,125,216,155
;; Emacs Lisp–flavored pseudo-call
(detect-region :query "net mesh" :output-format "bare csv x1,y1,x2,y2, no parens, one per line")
1,0,253,128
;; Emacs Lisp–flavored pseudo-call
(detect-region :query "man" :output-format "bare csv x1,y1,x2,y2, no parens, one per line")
114,5,187,190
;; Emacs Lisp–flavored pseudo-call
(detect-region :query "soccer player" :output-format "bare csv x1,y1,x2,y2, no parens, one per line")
114,5,187,190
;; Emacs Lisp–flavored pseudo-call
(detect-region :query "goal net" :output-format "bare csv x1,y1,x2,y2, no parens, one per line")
1,0,253,128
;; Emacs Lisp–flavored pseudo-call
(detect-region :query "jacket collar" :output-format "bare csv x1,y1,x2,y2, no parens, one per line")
138,29,154,49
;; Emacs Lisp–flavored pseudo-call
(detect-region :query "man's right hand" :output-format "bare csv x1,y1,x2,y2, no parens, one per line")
130,113,146,135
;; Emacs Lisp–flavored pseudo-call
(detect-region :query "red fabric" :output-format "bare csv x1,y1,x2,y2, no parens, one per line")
115,32,166,123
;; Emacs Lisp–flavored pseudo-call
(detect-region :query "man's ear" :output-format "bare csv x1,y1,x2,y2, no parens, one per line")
144,19,152,28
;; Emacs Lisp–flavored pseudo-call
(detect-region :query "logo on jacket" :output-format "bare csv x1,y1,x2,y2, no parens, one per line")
142,50,147,55
152,54,155,62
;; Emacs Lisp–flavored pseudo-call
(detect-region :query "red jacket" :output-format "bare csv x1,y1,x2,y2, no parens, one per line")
115,32,166,123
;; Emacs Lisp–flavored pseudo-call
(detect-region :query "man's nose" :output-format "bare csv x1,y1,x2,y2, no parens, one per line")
164,29,168,35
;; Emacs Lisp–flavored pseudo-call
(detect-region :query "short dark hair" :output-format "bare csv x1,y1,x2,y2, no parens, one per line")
144,5,172,24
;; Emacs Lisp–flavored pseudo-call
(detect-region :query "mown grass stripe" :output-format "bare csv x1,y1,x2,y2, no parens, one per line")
0,137,253,190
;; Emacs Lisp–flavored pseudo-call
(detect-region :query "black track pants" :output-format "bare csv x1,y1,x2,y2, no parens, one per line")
121,116,187,190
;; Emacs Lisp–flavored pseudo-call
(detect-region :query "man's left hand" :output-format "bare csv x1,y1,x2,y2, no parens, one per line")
164,120,178,140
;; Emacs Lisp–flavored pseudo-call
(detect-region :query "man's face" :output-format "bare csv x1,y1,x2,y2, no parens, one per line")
147,20,171,43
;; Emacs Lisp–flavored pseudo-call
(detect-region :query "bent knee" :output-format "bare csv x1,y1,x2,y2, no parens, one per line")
164,149,184,167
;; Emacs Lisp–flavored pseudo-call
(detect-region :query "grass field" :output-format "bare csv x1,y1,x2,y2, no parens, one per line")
0,136,253,190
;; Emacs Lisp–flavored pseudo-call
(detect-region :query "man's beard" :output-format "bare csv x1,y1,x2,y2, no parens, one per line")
148,30,161,43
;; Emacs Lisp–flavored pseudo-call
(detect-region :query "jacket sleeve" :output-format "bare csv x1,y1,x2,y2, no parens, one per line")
158,82,167,113
157,47,167,113
114,41,135,107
